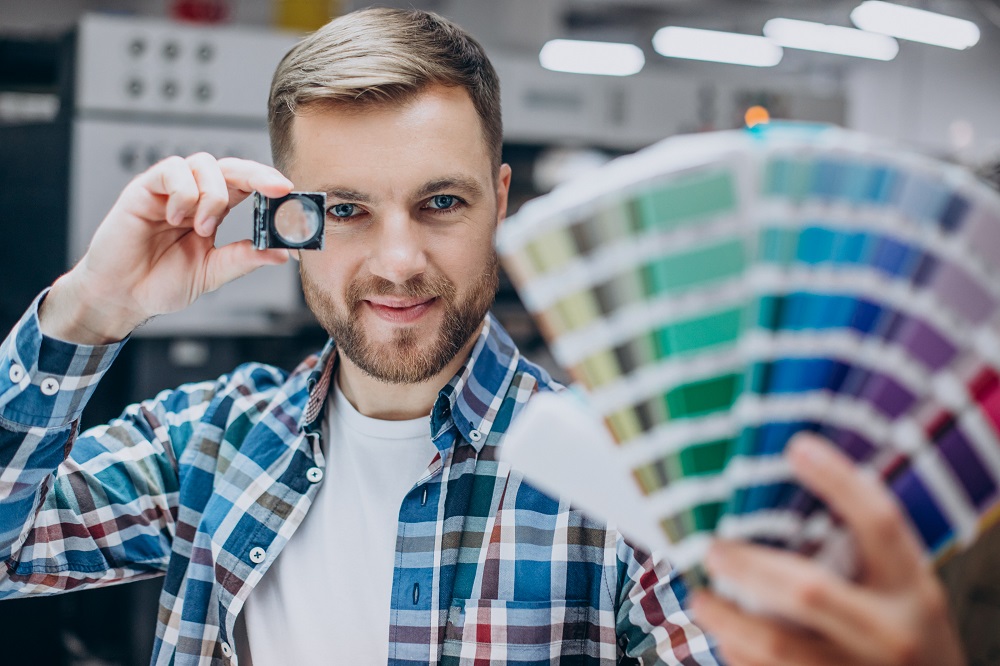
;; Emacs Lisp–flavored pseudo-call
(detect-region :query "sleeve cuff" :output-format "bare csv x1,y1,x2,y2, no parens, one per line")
0,289,126,428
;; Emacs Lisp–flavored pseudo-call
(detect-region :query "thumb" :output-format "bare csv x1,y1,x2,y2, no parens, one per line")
203,240,290,293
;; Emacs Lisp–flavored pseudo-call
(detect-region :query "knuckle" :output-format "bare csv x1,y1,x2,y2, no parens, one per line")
867,499,904,543
159,154,186,170
918,578,950,622
884,631,919,665
791,577,829,612
146,155,184,181
758,629,790,662
186,150,216,164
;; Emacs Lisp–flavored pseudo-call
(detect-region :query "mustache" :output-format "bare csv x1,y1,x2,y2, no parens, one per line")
346,274,457,307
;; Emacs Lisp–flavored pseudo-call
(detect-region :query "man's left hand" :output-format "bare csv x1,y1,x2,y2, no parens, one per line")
691,433,967,666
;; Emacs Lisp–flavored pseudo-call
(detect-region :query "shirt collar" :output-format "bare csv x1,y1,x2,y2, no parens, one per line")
432,313,520,452
300,339,338,435
299,313,520,452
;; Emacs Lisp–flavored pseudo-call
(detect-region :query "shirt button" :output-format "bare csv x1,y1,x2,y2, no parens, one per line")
412,582,420,605
249,547,266,564
40,377,60,396
9,363,25,383
306,467,323,483
469,429,482,442
220,641,233,657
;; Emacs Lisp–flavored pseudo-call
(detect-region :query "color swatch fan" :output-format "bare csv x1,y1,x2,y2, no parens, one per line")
496,124,1000,582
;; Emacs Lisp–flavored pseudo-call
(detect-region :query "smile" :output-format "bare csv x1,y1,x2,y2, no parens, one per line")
363,297,437,324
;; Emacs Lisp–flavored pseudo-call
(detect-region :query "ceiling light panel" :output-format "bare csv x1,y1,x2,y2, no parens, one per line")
653,26,783,67
764,17,899,60
539,39,646,76
850,1,980,50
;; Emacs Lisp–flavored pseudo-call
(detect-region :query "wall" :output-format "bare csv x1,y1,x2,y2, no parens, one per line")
847,20,1000,163
0,0,272,32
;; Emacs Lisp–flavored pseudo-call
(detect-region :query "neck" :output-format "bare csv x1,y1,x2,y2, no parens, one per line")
335,320,485,420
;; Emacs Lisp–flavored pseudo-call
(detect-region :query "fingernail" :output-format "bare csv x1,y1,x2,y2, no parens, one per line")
202,216,218,234
789,433,828,467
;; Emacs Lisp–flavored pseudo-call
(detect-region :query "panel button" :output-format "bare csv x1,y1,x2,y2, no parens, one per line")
197,43,214,62
126,78,144,98
162,41,180,60
162,80,179,99
128,38,146,57
195,82,213,102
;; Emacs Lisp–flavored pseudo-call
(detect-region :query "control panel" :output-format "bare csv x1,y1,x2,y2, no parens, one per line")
74,14,299,119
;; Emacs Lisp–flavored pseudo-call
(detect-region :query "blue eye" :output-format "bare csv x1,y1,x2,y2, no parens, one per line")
329,203,357,218
428,195,457,210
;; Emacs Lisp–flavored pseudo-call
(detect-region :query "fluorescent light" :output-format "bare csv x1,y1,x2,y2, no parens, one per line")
850,1,980,50
539,39,645,76
764,18,899,60
653,26,783,67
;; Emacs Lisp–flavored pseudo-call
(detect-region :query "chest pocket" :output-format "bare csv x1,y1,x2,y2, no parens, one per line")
442,598,611,664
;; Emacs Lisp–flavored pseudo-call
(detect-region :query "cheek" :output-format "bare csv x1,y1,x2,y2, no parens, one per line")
429,225,496,272
302,243,359,279
435,252,491,289
300,254,351,300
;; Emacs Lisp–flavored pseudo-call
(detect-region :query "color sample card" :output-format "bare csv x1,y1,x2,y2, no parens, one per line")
496,123,1000,577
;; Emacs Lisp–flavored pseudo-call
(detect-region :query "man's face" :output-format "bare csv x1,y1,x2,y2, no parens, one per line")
286,85,511,384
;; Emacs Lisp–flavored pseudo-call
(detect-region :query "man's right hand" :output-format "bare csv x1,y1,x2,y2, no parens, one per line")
39,154,294,345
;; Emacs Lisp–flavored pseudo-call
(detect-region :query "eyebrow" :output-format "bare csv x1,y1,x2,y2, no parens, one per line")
318,175,487,205
414,176,486,201
322,188,375,205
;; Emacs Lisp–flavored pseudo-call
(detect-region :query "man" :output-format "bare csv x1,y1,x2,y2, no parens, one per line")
0,7,967,666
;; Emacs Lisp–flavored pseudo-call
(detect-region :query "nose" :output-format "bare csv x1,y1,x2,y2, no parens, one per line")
369,209,428,285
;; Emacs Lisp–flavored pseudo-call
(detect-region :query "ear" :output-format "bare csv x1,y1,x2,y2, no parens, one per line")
495,163,513,227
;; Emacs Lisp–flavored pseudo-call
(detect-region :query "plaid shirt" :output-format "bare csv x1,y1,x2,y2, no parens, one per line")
0,292,718,666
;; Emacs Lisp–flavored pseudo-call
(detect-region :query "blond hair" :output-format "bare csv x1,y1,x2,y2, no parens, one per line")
268,7,502,172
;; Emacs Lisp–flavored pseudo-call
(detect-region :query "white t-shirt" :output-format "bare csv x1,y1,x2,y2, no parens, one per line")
242,382,438,665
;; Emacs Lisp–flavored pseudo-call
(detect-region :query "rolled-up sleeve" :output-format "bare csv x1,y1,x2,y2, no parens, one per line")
616,534,721,665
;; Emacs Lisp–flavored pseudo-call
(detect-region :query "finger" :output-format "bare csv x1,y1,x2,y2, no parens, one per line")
202,240,289,293
691,590,851,666
706,540,880,655
185,152,231,237
139,155,201,226
218,157,294,208
787,433,925,585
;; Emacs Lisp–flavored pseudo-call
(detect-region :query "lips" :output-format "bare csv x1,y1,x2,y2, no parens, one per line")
363,296,437,324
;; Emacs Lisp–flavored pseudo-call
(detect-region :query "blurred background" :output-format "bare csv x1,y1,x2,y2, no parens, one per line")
1,0,1000,663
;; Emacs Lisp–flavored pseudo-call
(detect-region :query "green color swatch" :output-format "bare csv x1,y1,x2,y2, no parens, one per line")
633,169,738,231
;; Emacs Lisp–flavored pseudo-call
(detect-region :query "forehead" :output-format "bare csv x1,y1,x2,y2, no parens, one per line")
286,85,493,189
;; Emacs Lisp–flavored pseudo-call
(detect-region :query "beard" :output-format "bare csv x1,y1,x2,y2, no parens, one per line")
301,252,499,385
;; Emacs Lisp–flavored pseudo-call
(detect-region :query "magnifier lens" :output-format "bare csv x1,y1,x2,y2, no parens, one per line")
273,198,321,245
